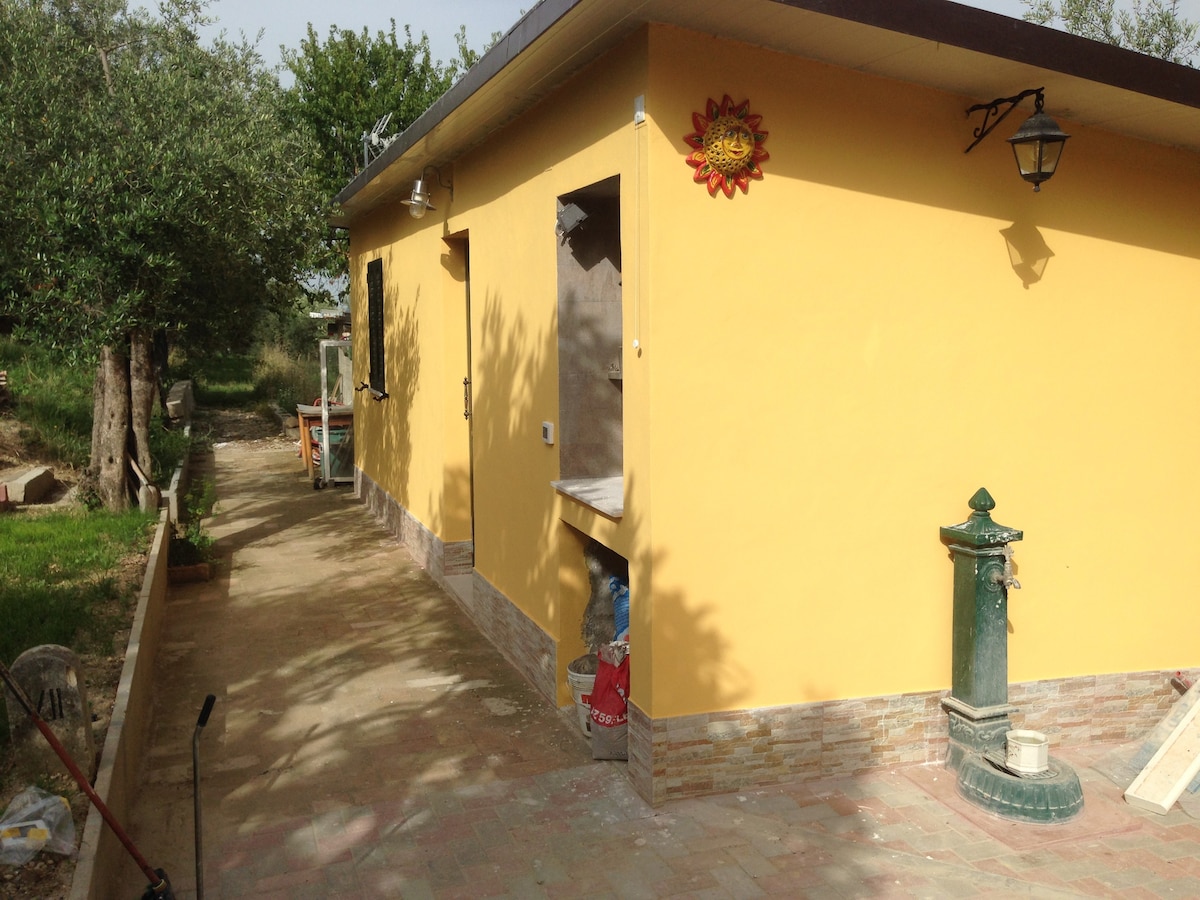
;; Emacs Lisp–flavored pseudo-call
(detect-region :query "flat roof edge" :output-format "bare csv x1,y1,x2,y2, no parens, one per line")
334,0,581,209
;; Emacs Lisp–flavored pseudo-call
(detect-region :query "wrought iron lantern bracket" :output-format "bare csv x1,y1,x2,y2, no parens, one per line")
964,87,1044,154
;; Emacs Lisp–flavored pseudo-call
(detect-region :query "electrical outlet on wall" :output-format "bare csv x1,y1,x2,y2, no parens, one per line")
542,421,555,445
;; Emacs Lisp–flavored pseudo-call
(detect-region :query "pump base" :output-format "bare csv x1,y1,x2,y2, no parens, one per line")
955,752,1084,824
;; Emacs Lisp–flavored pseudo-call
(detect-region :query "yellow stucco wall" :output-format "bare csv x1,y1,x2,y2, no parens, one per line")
641,27,1200,716
349,205,471,541
349,23,1200,721
349,37,652,699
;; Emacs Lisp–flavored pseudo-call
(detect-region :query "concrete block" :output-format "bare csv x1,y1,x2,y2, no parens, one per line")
9,466,55,504
166,379,194,423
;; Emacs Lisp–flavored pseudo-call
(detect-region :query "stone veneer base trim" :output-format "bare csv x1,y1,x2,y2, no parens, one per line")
631,669,1190,806
356,468,472,583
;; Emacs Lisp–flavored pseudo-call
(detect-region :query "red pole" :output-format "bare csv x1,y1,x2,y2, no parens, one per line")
0,661,171,896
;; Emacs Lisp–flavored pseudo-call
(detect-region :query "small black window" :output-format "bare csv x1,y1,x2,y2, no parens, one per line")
366,258,385,395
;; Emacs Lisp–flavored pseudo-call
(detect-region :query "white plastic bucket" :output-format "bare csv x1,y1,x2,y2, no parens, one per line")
567,668,596,737
1005,729,1049,774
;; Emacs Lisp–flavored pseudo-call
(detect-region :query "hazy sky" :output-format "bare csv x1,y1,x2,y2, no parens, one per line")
199,0,535,70
198,0,1200,73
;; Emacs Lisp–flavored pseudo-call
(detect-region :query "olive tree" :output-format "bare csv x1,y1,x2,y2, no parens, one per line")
1,0,327,508
1023,0,1200,63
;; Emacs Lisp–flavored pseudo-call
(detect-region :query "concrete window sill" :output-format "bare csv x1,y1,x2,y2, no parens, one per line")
552,476,623,519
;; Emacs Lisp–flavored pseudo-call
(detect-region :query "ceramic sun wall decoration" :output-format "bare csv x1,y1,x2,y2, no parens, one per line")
684,95,770,197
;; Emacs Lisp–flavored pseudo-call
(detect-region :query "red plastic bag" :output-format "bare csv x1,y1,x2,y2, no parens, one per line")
590,646,629,760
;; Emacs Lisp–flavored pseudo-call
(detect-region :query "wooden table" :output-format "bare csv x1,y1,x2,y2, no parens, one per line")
297,405,353,481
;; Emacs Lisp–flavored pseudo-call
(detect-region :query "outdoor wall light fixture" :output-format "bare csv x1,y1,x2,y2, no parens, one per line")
401,166,453,218
965,88,1070,191
556,202,588,240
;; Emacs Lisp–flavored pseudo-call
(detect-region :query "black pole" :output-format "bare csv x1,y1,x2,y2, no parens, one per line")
192,694,216,900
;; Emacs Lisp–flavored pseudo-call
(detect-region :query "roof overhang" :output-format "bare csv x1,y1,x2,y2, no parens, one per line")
332,0,1200,226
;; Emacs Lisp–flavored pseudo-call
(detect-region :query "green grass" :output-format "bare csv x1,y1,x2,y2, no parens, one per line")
170,346,319,417
0,510,152,659
0,341,94,468
253,343,321,413
0,337,200,482
181,353,259,408
0,509,154,745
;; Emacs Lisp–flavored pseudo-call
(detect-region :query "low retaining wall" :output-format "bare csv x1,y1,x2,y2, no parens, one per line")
68,510,171,900
70,392,192,896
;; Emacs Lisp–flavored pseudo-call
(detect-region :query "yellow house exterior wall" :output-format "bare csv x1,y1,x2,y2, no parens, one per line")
349,206,471,543
349,21,1200,732
349,36,652,699
640,27,1200,718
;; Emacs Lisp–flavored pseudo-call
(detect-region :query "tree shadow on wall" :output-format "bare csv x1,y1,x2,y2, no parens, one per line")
468,285,751,717
372,280,420,510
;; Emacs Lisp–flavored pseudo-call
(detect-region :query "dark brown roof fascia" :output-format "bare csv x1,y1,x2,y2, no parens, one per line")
771,0,1200,109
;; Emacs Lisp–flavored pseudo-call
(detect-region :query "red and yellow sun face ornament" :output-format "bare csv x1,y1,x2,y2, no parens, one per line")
684,95,769,197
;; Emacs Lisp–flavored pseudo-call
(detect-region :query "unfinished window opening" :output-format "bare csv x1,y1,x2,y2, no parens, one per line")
552,176,623,517
366,258,386,397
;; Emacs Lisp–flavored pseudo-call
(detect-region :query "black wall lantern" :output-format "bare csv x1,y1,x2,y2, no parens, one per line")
965,88,1070,192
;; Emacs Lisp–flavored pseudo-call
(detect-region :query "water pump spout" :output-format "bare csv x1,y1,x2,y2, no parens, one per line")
992,544,1021,590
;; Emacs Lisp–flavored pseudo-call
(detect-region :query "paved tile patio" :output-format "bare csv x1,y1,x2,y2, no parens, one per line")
125,438,1200,898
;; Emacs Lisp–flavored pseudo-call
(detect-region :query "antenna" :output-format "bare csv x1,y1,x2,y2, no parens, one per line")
360,113,398,168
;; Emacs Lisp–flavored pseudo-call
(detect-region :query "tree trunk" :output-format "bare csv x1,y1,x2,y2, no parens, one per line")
130,330,154,482
152,329,171,416
90,344,132,511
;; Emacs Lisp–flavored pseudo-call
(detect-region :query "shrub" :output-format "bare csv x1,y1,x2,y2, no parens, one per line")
254,343,320,413
169,476,216,566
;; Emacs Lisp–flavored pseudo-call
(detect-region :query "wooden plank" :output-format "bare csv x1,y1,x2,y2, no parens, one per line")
128,455,150,488
1125,697,1200,814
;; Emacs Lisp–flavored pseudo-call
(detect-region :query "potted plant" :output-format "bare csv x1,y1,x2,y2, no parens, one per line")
168,478,215,582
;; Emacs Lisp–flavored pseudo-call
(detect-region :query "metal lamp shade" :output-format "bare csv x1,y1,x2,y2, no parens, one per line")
402,178,435,218
1008,111,1070,191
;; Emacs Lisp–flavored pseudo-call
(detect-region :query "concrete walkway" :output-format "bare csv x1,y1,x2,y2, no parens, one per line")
126,439,1200,899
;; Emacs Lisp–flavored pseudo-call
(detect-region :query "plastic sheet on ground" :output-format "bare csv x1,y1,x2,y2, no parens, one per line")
0,787,75,866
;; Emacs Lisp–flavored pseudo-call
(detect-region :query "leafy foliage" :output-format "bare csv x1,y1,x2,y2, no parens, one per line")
170,475,214,565
0,0,329,507
1023,0,1200,63
281,20,475,203
279,20,482,285
2,0,327,358
1,0,329,359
